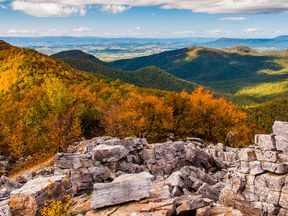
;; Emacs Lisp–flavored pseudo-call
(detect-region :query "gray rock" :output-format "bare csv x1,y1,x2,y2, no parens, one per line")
273,121,288,136
255,134,276,150
239,148,256,162
122,137,147,151
261,162,287,174
91,172,153,209
55,153,94,169
92,145,129,163
8,175,73,216
275,135,288,152
249,161,265,175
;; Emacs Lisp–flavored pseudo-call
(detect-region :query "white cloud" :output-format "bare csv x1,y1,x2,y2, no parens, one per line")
8,0,288,17
73,27,92,33
100,4,130,14
243,28,262,34
11,1,86,17
219,17,247,21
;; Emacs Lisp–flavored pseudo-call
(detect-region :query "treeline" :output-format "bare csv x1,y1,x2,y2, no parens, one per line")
246,98,288,134
0,41,252,160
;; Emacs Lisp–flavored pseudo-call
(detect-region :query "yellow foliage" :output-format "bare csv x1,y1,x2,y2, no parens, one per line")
40,196,73,216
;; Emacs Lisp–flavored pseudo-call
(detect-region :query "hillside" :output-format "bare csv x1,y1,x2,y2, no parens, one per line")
111,46,288,105
0,40,253,163
52,50,197,92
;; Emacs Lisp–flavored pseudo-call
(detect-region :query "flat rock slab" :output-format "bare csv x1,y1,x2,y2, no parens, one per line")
8,175,73,216
91,172,153,209
87,181,175,216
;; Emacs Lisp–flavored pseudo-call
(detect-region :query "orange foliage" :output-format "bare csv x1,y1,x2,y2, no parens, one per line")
104,91,173,141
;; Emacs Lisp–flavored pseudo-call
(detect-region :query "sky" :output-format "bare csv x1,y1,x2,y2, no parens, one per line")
1,0,288,38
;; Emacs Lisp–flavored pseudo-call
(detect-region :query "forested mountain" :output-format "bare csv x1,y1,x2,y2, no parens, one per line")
52,50,197,92
111,46,288,105
0,40,252,162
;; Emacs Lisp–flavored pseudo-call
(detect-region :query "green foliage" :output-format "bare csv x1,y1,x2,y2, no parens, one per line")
52,50,197,92
246,98,288,134
110,46,288,106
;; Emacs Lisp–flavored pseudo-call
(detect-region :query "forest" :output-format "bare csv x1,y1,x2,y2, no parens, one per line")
0,41,254,163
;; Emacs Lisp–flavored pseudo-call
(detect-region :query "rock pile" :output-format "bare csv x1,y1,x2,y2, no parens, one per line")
0,135,241,215
219,121,288,215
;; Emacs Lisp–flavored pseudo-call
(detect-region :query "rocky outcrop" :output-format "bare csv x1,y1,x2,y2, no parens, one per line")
219,121,288,215
8,175,73,216
1,126,272,216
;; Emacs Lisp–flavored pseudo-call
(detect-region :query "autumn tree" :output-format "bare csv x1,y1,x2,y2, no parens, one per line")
104,92,173,142
168,87,252,146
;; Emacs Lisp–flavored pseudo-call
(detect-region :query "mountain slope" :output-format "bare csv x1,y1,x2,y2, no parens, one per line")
52,50,197,92
111,46,288,105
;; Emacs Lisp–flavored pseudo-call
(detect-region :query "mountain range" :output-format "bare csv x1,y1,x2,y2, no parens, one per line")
52,46,288,106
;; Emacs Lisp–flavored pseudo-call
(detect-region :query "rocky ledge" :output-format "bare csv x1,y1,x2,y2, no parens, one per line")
0,121,287,216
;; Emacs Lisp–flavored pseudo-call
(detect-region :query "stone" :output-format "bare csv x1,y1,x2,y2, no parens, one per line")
273,121,288,136
255,149,279,163
185,144,225,171
165,171,185,188
92,145,129,163
239,148,256,162
71,195,92,214
55,153,94,169
197,183,221,201
279,208,288,216
278,153,288,165
255,134,276,150
243,184,257,202
279,192,288,209
175,195,205,215
275,135,288,152
266,190,281,205
263,173,286,191
196,206,211,216
8,175,73,216
122,137,147,151
0,200,11,216
239,161,250,174
210,205,243,216
91,172,153,209
261,162,287,174
249,161,265,175
87,181,175,216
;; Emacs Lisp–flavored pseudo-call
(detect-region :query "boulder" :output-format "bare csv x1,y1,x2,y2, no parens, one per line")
239,148,256,162
255,134,276,151
8,175,73,216
273,121,288,137
122,137,147,151
92,145,129,163
275,135,288,152
55,153,94,169
91,172,153,209
261,162,287,174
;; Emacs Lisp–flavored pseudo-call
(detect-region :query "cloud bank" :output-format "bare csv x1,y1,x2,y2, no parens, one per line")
9,0,288,17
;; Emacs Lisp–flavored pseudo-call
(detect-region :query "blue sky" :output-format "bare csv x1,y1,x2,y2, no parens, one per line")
1,0,288,38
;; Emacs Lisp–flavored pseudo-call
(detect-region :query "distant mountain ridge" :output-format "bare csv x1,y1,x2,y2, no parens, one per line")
206,35,288,49
52,50,198,92
110,46,288,106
